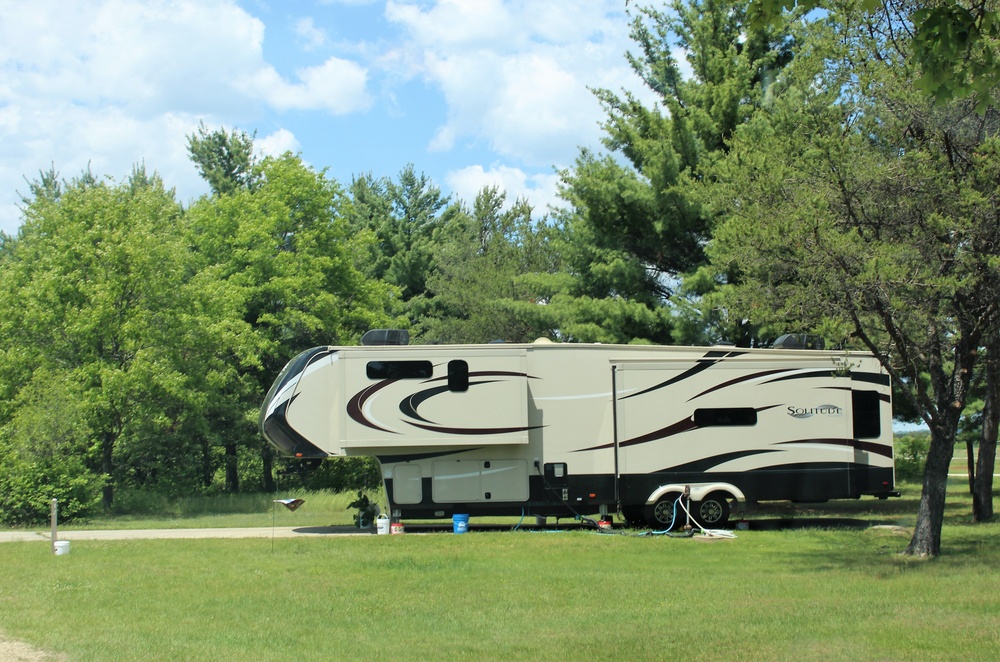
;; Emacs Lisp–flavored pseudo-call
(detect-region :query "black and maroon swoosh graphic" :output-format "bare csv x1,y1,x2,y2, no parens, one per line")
348,370,545,437
347,379,401,433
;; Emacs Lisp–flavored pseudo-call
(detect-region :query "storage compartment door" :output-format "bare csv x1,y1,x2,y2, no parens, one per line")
431,459,529,503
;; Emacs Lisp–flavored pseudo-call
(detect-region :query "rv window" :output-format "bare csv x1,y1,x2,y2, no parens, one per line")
694,408,757,427
366,360,433,380
448,360,469,392
852,390,881,439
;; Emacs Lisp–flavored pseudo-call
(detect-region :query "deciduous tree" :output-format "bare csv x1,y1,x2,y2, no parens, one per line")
708,4,1000,555
749,0,1000,109
0,167,198,510
186,152,397,492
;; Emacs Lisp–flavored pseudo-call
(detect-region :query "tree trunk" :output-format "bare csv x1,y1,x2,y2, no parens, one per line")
224,443,239,493
973,340,999,522
262,441,276,493
974,418,997,522
201,436,213,488
966,437,976,494
905,422,957,557
101,431,115,512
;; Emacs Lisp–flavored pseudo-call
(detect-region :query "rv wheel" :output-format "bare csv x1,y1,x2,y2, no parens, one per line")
693,493,731,527
645,494,683,530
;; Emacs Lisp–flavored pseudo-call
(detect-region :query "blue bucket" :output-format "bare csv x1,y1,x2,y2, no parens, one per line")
452,514,469,534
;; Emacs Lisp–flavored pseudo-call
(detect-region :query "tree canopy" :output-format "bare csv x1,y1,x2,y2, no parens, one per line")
748,0,1000,110
546,0,797,345
0,168,198,513
708,1,1000,555
0,143,397,520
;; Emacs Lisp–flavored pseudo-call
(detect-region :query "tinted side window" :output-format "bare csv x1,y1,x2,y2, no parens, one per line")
853,390,881,439
694,408,757,427
448,360,469,392
366,361,433,380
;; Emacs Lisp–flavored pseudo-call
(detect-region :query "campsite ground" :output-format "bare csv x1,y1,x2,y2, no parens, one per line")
1,477,998,661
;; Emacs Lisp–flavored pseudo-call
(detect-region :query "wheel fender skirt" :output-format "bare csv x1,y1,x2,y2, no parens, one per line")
646,483,746,505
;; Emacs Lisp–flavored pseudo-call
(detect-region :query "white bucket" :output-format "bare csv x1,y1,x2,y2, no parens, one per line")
53,540,71,556
376,514,390,535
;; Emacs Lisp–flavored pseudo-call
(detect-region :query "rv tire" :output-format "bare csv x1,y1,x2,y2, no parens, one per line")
693,492,731,527
645,493,684,530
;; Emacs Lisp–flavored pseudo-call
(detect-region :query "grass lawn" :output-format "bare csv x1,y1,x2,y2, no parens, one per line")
2,482,1000,660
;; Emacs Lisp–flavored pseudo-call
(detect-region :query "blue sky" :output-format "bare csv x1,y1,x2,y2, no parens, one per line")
0,0,661,236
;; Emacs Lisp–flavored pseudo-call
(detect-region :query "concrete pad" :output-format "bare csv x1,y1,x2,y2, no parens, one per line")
0,531,50,543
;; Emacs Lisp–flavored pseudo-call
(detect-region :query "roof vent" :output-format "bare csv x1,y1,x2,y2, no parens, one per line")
772,334,825,350
361,329,410,346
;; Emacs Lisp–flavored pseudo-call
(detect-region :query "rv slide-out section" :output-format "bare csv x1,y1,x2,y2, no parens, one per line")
260,341,896,527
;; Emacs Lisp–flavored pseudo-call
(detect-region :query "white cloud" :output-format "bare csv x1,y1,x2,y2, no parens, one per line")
386,0,520,50
0,106,209,233
257,129,302,157
383,0,655,168
242,57,371,114
446,164,564,216
295,17,327,51
0,0,374,235
1,1,268,117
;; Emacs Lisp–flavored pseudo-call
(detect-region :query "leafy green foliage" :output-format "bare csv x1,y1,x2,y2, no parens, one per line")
186,152,398,493
0,145,398,522
0,168,204,513
186,122,259,196
345,165,455,306
277,457,381,493
547,0,798,344
0,369,102,525
707,3,1000,554
749,0,1000,110
895,432,931,482
415,187,559,343
911,4,1000,112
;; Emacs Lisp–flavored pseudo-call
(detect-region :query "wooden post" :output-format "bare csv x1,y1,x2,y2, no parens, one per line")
50,498,58,554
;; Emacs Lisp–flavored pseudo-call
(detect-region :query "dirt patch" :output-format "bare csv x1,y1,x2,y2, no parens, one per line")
0,635,65,661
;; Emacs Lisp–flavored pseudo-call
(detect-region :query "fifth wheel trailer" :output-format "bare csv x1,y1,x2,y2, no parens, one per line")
259,336,896,528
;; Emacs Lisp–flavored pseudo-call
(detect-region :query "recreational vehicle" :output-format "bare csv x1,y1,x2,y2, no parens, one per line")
259,334,896,528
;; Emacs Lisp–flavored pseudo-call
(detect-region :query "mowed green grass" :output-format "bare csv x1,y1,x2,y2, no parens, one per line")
3,454,999,661
2,517,1000,661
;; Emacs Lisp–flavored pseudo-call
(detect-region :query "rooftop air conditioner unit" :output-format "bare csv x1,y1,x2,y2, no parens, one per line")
361,329,410,346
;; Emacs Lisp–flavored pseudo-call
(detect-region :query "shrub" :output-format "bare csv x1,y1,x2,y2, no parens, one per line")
895,432,930,482
0,370,102,525
0,453,102,526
